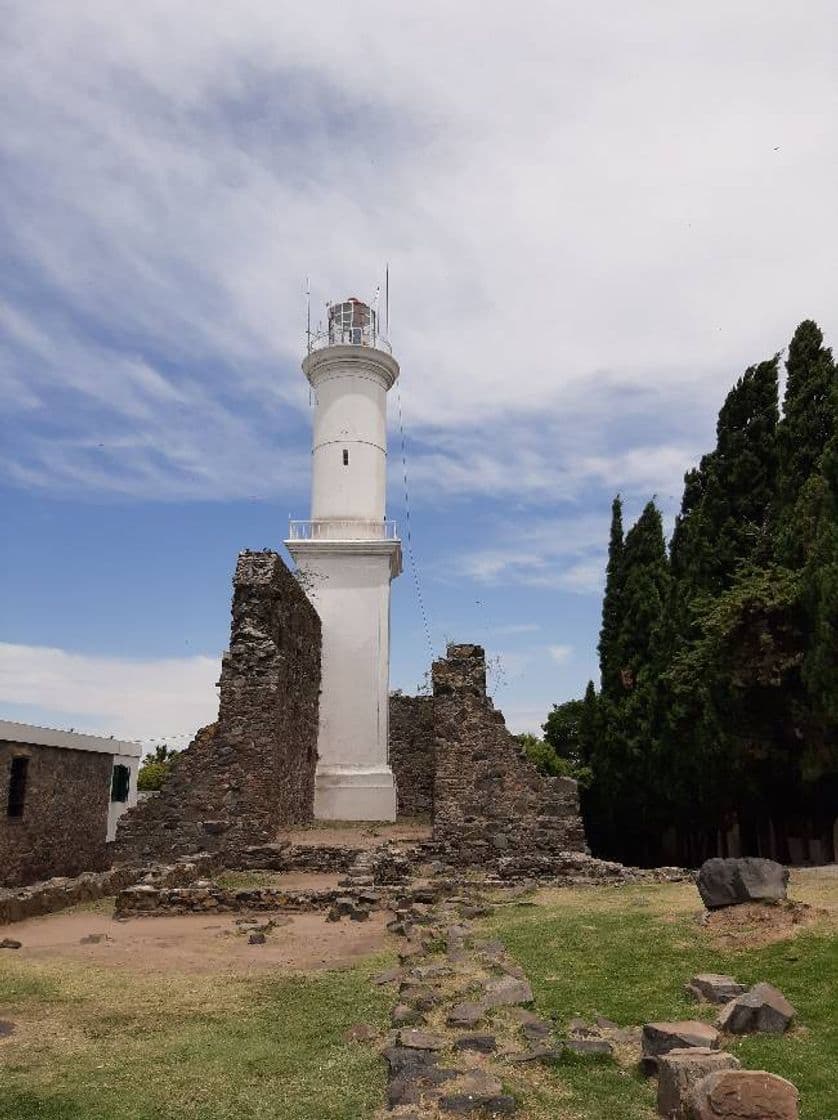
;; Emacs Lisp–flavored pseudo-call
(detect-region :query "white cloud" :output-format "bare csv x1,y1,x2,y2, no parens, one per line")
2,2,837,501
548,644,573,664
0,642,220,744
457,513,609,592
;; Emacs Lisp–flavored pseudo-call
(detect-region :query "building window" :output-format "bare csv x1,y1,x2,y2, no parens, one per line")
342,448,349,466
7,756,29,818
111,764,131,803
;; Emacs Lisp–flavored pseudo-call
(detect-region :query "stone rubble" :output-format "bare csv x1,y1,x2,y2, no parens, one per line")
688,1069,799,1120
656,1047,741,1120
685,974,747,1005
641,1021,720,1073
0,853,218,925
716,982,796,1035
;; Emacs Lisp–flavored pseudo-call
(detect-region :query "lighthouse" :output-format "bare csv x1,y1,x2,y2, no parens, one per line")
286,297,401,821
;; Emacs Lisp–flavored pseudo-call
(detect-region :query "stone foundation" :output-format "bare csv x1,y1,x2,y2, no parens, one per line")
0,854,217,925
114,551,321,864
431,644,587,865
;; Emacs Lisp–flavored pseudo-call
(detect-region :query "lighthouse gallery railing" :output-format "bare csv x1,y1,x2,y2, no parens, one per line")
287,519,399,542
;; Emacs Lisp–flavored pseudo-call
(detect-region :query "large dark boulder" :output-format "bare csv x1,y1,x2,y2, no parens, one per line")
697,857,788,910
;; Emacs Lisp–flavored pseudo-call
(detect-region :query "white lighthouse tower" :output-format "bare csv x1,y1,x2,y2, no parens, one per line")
286,296,401,821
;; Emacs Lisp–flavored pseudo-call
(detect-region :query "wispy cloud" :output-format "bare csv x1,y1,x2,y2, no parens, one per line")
456,513,609,593
548,644,573,664
2,3,836,502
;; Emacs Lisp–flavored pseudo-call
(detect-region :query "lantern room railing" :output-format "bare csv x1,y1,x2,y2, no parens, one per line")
287,519,399,542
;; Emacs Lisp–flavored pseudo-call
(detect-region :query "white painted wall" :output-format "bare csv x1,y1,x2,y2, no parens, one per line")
290,540,399,820
304,345,398,524
287,337,402,821
107,752,140,841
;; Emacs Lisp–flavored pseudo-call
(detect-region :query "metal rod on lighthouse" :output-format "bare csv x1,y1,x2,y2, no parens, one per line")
305,276,311,355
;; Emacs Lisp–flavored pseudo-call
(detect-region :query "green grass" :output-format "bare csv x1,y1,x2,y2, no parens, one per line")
491,879,838,1120
2,876,835,1119
0,957,391,1120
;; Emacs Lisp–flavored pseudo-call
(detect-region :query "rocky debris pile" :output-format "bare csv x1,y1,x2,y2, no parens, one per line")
367,884,684,1116
114,881,385,918
328,894,379,923
339,844,413,889
281,844,362,873
644,972,800,1118
235,842,292,870
414,843,691,887
0,853,218,925
685,971,797,1036
697,858,788,910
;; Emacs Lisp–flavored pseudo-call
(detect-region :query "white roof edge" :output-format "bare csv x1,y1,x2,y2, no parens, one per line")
0,719,142,758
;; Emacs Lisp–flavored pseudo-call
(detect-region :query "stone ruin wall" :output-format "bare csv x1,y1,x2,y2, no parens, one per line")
114,550,321,865
388,693,435,818
0,741,112,888
430,643,587,866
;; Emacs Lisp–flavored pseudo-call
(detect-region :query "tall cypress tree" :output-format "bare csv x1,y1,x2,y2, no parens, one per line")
616,501,670,682
598,496,624,698
775,321,837,565
593,501,670,862
671,358,779,603
803,405,838,729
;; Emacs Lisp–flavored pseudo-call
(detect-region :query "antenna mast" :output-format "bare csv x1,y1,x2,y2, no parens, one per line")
385,264,390,339
306,277,312,354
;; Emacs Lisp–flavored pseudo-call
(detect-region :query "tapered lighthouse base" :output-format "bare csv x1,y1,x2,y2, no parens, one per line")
313,766,397,822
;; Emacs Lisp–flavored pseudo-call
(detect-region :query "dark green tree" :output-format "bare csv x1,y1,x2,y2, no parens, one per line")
802,406,838,732
775,321,836,563
670,358,779,602
543,697,585,763
598,496,624,698
588,501,670,862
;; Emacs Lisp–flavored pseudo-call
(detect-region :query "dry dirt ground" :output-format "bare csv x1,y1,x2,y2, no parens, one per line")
0,882,393,976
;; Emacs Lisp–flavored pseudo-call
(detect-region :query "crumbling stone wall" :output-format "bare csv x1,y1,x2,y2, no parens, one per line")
115,551,321,865
389,693,435,818
432,643,587,864
0,742,112,888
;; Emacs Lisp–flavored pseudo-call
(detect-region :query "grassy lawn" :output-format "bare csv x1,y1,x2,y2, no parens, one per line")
0,954,391,1120
491,873,838,1120
1,873,835,1120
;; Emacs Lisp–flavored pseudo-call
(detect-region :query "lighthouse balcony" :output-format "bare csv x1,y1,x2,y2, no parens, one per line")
287,519,399,542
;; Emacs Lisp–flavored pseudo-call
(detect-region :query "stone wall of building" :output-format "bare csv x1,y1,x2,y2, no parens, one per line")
114,550,321,865
389,693,435,818
431,643,587,864
0,742,112,888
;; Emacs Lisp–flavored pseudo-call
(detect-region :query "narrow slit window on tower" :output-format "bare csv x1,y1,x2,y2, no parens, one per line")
7,756,29,818
342,448,349,466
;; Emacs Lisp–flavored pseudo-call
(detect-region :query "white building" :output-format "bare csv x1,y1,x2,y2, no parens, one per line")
286,297,402,821
0,720,141,844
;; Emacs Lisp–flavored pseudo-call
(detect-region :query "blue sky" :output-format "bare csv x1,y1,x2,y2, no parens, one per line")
1,2,837,745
